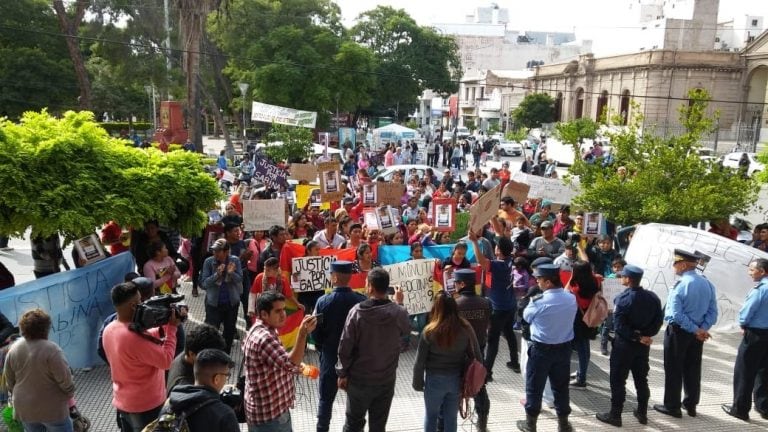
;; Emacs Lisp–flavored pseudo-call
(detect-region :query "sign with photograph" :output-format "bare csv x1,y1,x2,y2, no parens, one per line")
362,183,377,205
362,206,398,235
289,163,317,182
317,161,343,202
339,127,357,149
205,224,225,251
583,212,604,237
251,101,317,128
74,234,108,266
432,198,456,232
243,199,287,231
469,184,502,234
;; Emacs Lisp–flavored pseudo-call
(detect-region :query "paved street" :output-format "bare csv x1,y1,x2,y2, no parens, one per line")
2,236,768,432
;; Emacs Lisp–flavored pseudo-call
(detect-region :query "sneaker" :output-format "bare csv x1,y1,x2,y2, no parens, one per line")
569,372,578,379
569,379,587,388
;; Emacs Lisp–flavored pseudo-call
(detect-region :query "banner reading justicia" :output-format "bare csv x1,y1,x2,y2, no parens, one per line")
251,101,317,128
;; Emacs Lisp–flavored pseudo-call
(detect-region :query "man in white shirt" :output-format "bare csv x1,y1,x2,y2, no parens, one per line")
312,217,346,249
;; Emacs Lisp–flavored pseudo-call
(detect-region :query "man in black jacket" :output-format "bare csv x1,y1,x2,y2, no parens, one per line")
167,349,240,432
455,268,492,432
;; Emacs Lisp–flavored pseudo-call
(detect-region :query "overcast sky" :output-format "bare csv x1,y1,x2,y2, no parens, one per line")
334,0,768,55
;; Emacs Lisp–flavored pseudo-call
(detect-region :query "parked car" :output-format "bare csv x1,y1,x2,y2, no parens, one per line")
721,151,764,176
498,140,524,156
373,165,445,183
456,126,470,139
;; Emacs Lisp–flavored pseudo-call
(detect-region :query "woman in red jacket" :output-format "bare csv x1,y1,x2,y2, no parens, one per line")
567,259,602,388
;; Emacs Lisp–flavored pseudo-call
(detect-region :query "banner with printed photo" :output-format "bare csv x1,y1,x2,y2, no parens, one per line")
318,161,343,202
624,223,768,332
0,253,135,368
433,198,456,232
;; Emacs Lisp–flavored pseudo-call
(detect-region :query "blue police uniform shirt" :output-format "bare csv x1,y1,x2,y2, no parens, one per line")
613,286,664,342
311,286,366,352
739,276,768,329
523,287,577,344
487,258,515,311
663,270,718,333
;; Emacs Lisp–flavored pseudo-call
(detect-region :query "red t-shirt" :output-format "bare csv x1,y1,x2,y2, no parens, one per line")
250,273,293,299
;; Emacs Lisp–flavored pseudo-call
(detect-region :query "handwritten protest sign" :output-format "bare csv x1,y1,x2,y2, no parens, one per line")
385,259,435,315
469,184,502,234
290,163,317,182
243,199,287,231
511,172,580,203
253,156,288,188
290,256,337,292
624,223,768,332
377,183,406,207
0,253,134,368
503,180,530,205
601,277,625,310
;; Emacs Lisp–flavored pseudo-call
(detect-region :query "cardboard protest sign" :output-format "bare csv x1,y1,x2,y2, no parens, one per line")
385,259,435,315
511,172,579,203
377,183,406,208
363,208,380,231
318,161,343,202
583,212,604,237
243,199,287,231
601,277,625,310
433,198,456,233
377,206,399,235
362,183,377,206
289,163,317,182
503,180,530,205
253,156,288,188
624,223,768,332
468,184,502,234
290,256,337,292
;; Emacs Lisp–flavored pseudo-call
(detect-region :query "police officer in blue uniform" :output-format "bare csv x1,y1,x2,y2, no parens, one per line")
518,263,577,432
653,249,718,418
311,261,366,432
722,258,768,421
596,264,663,427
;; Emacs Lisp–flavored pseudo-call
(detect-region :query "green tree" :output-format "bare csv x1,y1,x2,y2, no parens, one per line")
569,89,758,225
0,0,79,118
0,110,220,240
555,117,599,145
264,124,313,163
352,6,461,120
511,93,555,130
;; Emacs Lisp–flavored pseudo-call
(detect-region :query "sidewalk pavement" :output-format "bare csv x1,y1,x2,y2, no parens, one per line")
1,240,766,432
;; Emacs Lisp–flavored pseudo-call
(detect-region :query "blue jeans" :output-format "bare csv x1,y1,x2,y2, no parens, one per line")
424,372,461,432
21,418,73,432
249,411,292,432
573,337,590,384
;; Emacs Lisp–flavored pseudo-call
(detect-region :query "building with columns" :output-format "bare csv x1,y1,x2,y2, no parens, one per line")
743,31,768,146
531,50,744,138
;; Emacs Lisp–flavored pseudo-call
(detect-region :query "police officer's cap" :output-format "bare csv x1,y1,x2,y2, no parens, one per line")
532,263,559,278
331,260,354,274
673,248,698,263
454,269,476,286
531,257,553,268
617,264,644,279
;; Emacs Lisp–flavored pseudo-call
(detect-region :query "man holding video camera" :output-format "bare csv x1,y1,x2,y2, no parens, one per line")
102,281,184,432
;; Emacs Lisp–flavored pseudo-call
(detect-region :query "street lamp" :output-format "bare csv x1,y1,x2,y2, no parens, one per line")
238,82,249,140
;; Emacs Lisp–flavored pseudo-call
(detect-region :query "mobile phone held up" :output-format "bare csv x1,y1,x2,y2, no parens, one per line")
313,313,324,325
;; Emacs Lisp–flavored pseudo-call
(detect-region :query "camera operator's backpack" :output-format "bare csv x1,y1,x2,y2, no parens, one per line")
141,399,216,432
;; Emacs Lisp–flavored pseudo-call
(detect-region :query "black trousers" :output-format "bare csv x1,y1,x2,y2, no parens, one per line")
609,337,651,413
525,342,572,417
343,380,396,432
663,324,703,410
205,303,239,354
732,327,768,416
485,309,518,374
317,349,339,432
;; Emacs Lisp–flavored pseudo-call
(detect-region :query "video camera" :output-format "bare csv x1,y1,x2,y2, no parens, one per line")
132,293,188,331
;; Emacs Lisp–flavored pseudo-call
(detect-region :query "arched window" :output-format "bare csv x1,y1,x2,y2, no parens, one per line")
575,88,585,119
619,90,631,125
595,90,609,122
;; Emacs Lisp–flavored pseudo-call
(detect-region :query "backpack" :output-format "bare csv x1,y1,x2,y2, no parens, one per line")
142,399,217,432
582,291,609,328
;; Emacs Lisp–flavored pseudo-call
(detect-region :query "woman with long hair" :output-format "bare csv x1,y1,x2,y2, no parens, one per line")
288,211,315,239
568,259,601,388
352,243,379,273
413,292,481,432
